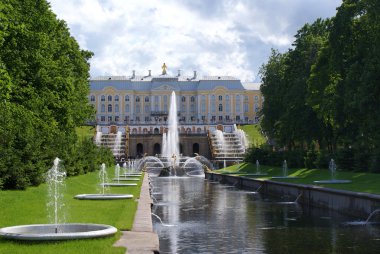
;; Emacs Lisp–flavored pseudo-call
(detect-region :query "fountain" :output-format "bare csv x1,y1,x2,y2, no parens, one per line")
0,158,117,240
95,125,102,145
75,163,133,200
113,131,122,156
162,91,180,164
272,160,298,179
313,159,352,184
99,163,138,187
343,209,380,226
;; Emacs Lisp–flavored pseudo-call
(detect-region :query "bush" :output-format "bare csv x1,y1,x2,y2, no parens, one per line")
336,148,355,171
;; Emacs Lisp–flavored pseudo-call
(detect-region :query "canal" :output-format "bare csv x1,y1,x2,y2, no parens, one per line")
151,176,380,253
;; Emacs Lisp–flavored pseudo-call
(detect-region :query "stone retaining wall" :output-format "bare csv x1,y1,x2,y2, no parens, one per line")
206,172,380,218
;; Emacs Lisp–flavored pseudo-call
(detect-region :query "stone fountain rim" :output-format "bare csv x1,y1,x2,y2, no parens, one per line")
74,194,133,200
0,223,117,241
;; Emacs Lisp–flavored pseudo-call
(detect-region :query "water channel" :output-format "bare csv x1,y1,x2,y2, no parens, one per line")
151,176,380,254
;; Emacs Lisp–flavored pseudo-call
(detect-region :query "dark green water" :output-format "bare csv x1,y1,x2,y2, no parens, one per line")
151,176,380,254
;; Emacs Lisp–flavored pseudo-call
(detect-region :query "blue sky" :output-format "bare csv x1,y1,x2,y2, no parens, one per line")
49,0,341,81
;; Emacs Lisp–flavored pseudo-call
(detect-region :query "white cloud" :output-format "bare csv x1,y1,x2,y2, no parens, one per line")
49,0,341,81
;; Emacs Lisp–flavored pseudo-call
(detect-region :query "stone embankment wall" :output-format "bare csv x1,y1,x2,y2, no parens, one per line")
205,172,380,218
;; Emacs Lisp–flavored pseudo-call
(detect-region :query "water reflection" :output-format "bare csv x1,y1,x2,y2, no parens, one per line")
151,177,380,254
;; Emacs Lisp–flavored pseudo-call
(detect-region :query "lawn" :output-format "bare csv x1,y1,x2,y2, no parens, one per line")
216,162,380,195
76,126,95,141
240,124,266,147
0,165,142,254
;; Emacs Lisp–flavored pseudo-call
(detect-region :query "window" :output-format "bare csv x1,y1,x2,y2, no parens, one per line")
136,105,140,113
136,116,140,122
108,104,112,112
245,96,248,101
145,105,150,113
181,96,186,102
201,95,206,113
125,104,130,112
191,116,195,121
201,116,205,121
115,116,119,122
218,104,223,111
218,116,223,121
90,95,95,102
254,95,258,101
254,103,259,112
218,95,223,101
211,95,216,112
226,102,230,113
244,103,249,113
145,116,150,122
236,115,240,121
136,96,140,102
164,95,168,102
226,115,230,120
115,104,119,113
190,104,195,112
101,116,105,122
125,95,130,101
108,95,112,101
108,116,112,122
101,95,105,102
211,116,216,122
115,95,119,102
164,104,168,112
145,96,149,102
191,96,195,102
236,95,241,113
101,104,105,112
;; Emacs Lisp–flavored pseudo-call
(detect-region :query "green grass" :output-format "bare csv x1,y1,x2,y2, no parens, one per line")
76,126,95,141
240,124,266,147
216,162,380,195
0,166,142,254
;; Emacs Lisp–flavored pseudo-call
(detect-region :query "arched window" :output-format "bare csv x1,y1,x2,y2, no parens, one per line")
115,95,119,101
218,104,223,111
254,95,258,101
101,104,105,112
236,95,241,112
218,95,223,101
90,95,95,102
211,95,216,112
145,96,149,102
181,96,186,102
193,143,200,154
136,96,140,102
108,95,112,101
153,143,161,155
125,95,130,101
136,143,143,157
190,96,195,102
125,104,130,112
115,104,119,113
108,104,112,112
154,128,159,134
101,95,105,102
201,95,206,113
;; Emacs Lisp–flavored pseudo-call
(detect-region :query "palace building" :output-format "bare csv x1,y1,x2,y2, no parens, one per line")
89,65,262,161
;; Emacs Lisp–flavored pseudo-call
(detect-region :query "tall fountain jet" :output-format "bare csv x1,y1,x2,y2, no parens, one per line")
162,91,180,166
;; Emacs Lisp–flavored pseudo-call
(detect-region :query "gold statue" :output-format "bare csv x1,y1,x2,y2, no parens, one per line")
162,63,167,75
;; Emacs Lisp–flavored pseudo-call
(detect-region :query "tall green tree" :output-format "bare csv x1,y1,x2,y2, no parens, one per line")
0,0,108,189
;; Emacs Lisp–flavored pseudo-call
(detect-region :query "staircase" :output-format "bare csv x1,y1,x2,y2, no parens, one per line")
208,130,247,164
97,132,127,158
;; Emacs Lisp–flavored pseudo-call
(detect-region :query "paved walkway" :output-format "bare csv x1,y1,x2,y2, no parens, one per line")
114,174,160,254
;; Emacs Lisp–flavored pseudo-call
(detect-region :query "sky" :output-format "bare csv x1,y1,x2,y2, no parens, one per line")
49,0,342,82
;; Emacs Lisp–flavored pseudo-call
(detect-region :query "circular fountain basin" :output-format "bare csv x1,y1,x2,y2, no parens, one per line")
271,176,299,179
0,223,117,241
113,178,140,181
119,173,142,177
101,183,137,187
313,180,352,184
74,194,133,200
